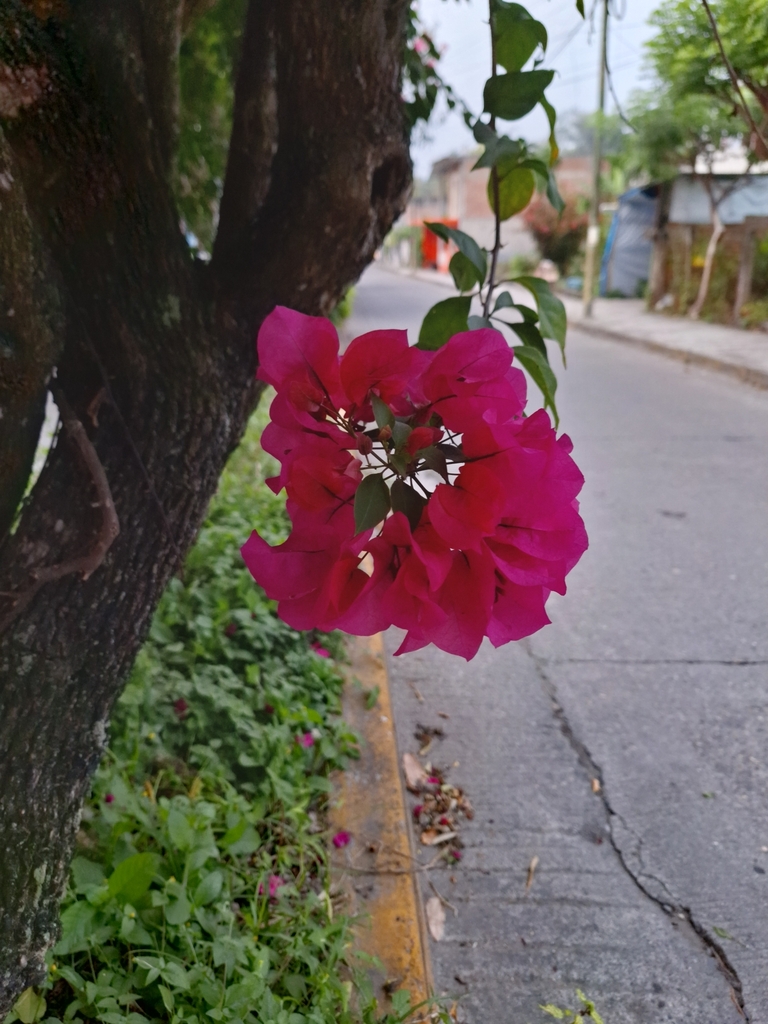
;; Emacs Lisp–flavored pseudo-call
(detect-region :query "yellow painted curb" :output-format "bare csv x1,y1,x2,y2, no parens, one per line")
330,633,433,1012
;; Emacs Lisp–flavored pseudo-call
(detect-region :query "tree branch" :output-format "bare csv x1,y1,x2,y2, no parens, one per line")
699,0,768,155
0,384,119,635
213,0,278,262
139,0,184,180
212,0,413,326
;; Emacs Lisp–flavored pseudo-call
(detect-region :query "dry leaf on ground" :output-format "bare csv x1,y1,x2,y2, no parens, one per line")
426,895,446,941
402,751,428,792
526,854,539,891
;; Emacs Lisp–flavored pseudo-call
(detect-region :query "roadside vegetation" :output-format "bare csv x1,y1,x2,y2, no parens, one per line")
5,404,414,1024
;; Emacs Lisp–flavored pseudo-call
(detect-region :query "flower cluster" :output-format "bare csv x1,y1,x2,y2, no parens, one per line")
242,307,587,661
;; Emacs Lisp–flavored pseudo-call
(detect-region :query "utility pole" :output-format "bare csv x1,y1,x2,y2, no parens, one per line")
582,0,609,317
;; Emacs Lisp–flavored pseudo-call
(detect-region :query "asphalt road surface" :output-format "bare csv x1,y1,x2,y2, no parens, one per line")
345,265,768,1023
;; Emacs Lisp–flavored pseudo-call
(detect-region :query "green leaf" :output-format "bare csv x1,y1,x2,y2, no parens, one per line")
492,291,515,312
545,168,565,214
158,985,175,1015
488,164,535,220
514,275,567,354
167,807,195,850
424,222,487,281
370,394,395,430
539,1006,566,1020
354,474,390,534
417,296,471,351
575,0,585,15
194,870,224,906
13,990,46,1024
510,322,548,356
417,446,449,482
392,420,413,449
227,825,261,856
467,315,493,329
483,70,554,122
165,890,191,925
541,95,559,162
390,479,427,532
494,11,547,72
449,251,481,292
472,131,523,170
71,856,106,894
107,852,159,905
513,345,559,425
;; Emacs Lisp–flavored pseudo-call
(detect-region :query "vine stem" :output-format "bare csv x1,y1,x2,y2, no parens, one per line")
482,0,502,319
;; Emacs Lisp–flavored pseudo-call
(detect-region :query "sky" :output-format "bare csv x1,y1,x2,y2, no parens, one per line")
411,0,661,177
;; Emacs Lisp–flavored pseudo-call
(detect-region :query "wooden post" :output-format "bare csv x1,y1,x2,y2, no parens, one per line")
733,224,756,325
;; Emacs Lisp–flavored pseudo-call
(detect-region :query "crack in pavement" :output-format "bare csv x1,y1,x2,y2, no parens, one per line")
522,641,750,1020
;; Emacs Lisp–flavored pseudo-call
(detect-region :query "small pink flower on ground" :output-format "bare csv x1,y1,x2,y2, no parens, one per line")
104,793,114,804
224,622,238,637
412,804,424,818
310,641,330,658
450,849,462,861
426,776,441,785
259,874,286,898
438,816,451,826
173,698,189,719
332,830,351,848
298,732,315,748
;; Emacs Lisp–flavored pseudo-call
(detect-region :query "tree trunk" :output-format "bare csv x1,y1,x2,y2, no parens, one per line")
0,0,411,1011
688,207,724,320
647,180,671,309
733,225,755,325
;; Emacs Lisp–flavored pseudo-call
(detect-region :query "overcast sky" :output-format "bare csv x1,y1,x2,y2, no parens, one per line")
411,0,661,177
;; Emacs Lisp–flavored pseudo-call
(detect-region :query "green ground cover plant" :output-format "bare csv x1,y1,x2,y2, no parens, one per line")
6,401,412,1024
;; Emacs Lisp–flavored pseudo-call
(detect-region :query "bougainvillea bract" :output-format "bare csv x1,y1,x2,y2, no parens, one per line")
242,307,587,661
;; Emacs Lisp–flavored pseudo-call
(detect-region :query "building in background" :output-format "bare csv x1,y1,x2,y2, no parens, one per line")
387,152,599,272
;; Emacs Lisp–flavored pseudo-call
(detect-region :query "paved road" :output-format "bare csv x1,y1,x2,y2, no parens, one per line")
345,266,768,1023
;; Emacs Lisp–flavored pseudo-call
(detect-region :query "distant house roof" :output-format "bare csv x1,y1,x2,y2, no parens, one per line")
669,173,768,225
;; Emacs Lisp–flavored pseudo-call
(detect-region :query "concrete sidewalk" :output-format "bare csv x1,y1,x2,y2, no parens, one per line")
381,263,768,390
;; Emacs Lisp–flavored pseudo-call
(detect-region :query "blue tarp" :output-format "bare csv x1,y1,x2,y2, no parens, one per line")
600,186,657,297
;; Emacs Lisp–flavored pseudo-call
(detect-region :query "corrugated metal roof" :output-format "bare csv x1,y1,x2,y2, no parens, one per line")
669,174,768,225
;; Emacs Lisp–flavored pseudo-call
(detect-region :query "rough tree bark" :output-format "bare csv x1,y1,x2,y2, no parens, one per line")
0,0,412,1011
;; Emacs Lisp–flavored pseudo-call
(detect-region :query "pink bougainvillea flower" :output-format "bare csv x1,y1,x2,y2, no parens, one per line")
298,732,315,748
104,793,114,804
173,698,189,720
332,830,351,848
311,641,330,657
340,329,427,408
241,308,588,661
259,874,286,898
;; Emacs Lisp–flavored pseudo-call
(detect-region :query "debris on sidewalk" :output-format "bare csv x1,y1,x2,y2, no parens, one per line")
426,895,446,940
402,748,473,863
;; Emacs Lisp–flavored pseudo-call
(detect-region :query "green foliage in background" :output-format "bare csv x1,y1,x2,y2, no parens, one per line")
177,0,247,251
647,0,768,136
6,404,418,1024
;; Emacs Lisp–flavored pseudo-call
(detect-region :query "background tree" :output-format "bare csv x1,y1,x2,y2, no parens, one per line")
0,0,417,1010
622,86,752,317
647,0,768,145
